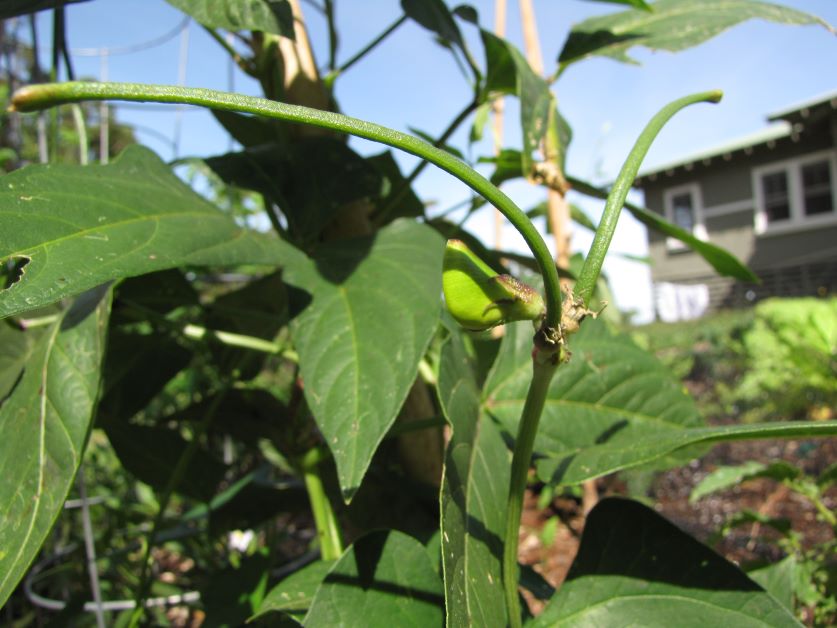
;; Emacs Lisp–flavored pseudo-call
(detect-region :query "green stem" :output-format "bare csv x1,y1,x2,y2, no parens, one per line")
324,0,338,73
502,353,559,628
324,15,407,88
574,90,722,305
11,80,563,330
69,104,88,165
128,388,229,626
300,447,344,560
203,25,256,75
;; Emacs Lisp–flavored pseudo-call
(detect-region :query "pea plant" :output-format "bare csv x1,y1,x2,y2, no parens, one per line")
1,1,835,626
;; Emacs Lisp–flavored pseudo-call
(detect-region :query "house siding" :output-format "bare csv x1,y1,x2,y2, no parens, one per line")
638,105,837,315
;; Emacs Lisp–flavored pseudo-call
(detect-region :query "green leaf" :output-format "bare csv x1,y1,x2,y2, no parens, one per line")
201,551,271,626
481,31,552,175
748,556,798,612
567,175,758,282
304,530,444,626
537,418,837,486
283,220,444,501
483,318,704,472
366,150,425,221
205,139,382,246
0,286,111,608
0,146,302,320
165,0,293,37
583,0,652,9
437,322,508,627
402,0,466,51
211,109,287,148
0,321,41,401
254,559,335,622
0,0,88,18
690,461,800,503
532,498,801,627
104,423,227,501
559,0,833,66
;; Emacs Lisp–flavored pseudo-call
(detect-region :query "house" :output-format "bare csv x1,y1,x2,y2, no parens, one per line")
634,91,837,320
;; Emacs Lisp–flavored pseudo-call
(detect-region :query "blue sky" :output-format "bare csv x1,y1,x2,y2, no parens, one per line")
28,0,837,321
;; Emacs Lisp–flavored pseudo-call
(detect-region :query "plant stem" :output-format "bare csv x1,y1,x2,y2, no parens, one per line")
574,90,722,306
323,0,338,73
300,447,344,560
202,25,255,75
502,352,559,628
11,81,563,330
128,387,229,627
324,15,407,87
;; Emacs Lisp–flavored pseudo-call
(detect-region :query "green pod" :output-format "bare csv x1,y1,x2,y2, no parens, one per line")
442,239,545,331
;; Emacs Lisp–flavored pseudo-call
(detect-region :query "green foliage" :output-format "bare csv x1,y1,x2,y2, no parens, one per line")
1,1,835,625
736,298,837,421
559,0,832,67
532,498,800,627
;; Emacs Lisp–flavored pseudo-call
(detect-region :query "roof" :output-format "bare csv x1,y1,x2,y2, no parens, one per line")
767,89,837,122
635,90,837,182
636,121,792,179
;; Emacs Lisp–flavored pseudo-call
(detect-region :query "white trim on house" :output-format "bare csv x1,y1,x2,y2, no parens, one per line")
663,182,707,251
702,199,753,217
752,148,837,235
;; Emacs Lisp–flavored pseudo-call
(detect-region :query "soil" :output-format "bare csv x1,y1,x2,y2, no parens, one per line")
518,427,837,622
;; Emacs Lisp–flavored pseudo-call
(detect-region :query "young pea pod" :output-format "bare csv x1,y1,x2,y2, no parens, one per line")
442,239,545,331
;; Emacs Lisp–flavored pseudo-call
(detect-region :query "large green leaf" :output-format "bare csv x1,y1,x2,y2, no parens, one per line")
532,498,800,627
567,175,759,282
0,286,111,608
0,146,302,320
537,419,837,486
484,318,704,466
559,0,832,66
481,31,552,176
438,323,508,628
304,530,444,626
0,0,88,18
254,559,335,622
283,219,444,501
165,0,293,37
0,321,41,401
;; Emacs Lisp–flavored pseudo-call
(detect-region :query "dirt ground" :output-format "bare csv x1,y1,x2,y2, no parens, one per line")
518,431,837,621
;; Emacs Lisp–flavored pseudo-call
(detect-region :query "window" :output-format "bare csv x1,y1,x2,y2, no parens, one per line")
753,150,837,234
663,183,706,250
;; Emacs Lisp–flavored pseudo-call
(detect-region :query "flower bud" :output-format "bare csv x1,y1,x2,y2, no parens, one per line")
442,239,545,331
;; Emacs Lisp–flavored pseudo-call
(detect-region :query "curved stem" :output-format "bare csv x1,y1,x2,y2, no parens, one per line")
574,90,722,305
502,354,558,628
11,80,563,329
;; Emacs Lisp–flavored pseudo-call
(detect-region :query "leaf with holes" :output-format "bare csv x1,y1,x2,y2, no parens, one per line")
0,286,111,608
0,146,302,320
283,219,444,501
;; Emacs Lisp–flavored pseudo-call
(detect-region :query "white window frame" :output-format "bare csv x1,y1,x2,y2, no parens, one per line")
663,183,707,251
752,149,837,236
